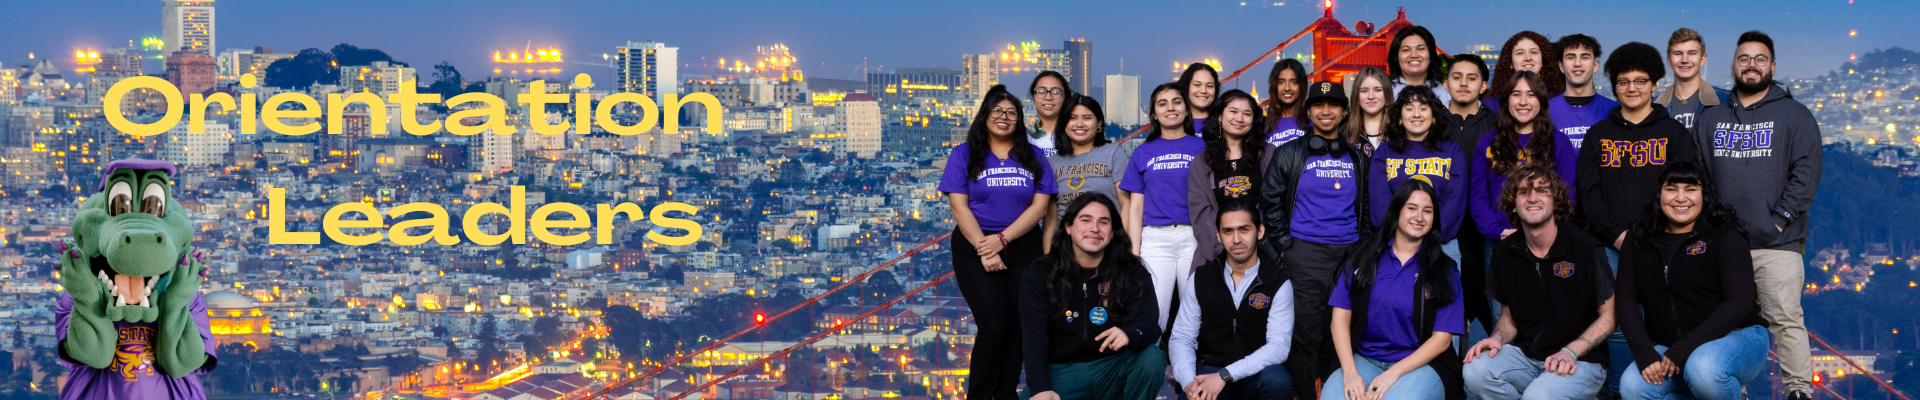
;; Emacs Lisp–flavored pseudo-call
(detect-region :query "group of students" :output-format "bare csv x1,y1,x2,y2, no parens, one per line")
939,26,1822,400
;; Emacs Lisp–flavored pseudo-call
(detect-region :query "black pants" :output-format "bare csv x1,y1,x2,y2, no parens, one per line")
953,229,1041,400
1281,240,1352,400
1455,228,1493,335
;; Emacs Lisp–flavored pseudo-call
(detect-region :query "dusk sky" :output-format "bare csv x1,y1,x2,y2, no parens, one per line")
3,0,1916,90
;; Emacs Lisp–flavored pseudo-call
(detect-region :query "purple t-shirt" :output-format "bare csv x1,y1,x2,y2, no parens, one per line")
1468,130,1578,241
1119,135,1205,226
1193,117,1208,134
1291,153,1360,245
1267,117,1307,147
1330,245,1467,362
56,293,216,400
1548,94,1621,151
1368,141,1467,243
939,143,1059,232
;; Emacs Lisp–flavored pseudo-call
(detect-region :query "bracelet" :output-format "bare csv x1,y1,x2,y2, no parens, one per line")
996,233,1008,249
1560,347,1577,357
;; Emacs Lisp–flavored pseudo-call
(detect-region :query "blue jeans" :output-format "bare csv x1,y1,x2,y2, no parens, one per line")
1618,325,1772,400
1322,354,1444,400
1192,363,1293,400
1462,345,1606,400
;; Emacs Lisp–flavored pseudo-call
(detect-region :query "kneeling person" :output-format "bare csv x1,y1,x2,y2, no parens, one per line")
1171,200,1295,400
1022,193,1169,400
1464,163,1616,400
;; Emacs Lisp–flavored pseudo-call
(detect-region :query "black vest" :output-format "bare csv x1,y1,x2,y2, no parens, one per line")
1194,251,1289,368
1489,227,1610,366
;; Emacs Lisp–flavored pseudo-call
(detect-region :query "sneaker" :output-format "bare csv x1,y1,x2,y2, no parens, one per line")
1788,391,1812,400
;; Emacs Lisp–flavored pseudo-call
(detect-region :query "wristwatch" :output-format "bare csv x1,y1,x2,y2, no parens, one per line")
1219,369,1235,384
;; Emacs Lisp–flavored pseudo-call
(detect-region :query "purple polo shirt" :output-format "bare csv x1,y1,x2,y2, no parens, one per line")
939,143,1059,232
1290,153,1360,245
1330,245,1466,362
1266,117,1307,146
56,293,217,400
1119,135,1205,226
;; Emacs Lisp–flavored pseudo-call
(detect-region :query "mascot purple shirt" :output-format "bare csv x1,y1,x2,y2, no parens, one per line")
55,159,217,400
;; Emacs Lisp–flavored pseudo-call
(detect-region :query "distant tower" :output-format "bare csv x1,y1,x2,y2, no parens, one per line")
961,54,1000,103
1310,4,1414,82
615,41,679,107
1104,75,1141,127
1064,39,1093,94
161,0,215,56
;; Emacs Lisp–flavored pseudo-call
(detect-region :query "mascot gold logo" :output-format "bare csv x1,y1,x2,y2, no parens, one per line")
101,73,711,247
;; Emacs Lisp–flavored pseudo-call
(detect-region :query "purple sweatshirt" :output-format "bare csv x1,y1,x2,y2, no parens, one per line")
1469,130,1578,240
1548,94,1621,152
57,293,216,400
1368,141,1467,243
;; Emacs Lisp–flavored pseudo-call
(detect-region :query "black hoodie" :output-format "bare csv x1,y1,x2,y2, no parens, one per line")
1577,104,1698,247
1019,257,1162,393
1691,83,1822,252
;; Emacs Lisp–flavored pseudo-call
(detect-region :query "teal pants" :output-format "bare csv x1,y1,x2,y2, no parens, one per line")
1026,345,1170,400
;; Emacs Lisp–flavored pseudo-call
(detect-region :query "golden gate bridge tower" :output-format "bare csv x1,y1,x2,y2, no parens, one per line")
1309,2,1416,82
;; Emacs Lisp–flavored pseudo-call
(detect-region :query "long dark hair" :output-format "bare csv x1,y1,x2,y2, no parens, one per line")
1146,83,1193,142
1030,71,1075,135
1345,179,1455,309
1040,193,1145,316
1177,63,1220,116
1627,161,1749,249
1202,90,1267,173
1385,85,1453,153
1052,95,1109,156
1489,31,1565,101
1265,59,1309,132
965,85,1044,180
1490,71,1561,175
1388,26,1448,85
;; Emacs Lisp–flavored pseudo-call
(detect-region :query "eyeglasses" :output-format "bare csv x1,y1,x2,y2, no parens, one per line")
989,108,1019,119
1615,78,1654,89
1735,55,1772,67
1034,88,1065,98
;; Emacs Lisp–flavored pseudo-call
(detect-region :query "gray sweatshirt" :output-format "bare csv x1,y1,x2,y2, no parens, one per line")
1692,83,1822,252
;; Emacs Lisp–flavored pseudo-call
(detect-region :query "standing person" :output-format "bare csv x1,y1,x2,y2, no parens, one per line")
1615,161,1774,400
1548,34,1620,151
1390,25,1453,106
940,85,1058,400
1653,28,1729,130
1462,164,1616,400
1486,31,1563,112
1369,86,1464,263
1260,81,1372,400
1443,54,1498,336
1347,67,1395,155
1323,180,1466,400
1180,63,1222,133
1578,41,1699,398
1030,71,1074,157
1122,83,1206,331
1690,31,1822,400
1190,90,1275,271
1021,194,1168,400
1471,71,1576,243
1171,201,1296,400
1266,59,1311,146
1044,95,1131,254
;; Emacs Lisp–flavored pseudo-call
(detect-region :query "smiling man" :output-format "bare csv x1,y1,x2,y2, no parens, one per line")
1548,34,1620,151
1653,28,1730,130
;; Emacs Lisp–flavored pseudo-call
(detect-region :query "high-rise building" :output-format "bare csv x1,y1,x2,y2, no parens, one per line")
340,61,417,96
839,93,881,158
97,48,145,77
164,52,216,96
161,0,215,56
615,41,678,106
163,121,231,166
1104,74,1142,127
960,54,999,103
1063,39,1092,94
469,127,514,175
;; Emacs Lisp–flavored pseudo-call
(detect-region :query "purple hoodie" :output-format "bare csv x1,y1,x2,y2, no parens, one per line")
1369,140,1467,242
1469,130,1578,240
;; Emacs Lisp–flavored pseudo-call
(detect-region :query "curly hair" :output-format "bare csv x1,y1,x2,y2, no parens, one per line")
1490,71,1561,175
1385,85,1453,153
1627,161,1749,249
1604,42,1667,91
1202,90,1267,174
1489,31,1564,101
1498,163,1573,228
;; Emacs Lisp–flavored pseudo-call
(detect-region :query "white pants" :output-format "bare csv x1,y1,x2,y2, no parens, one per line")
1142,224,1197,330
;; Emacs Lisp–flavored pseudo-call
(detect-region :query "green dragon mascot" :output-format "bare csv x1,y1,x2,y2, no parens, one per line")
56,158,215,400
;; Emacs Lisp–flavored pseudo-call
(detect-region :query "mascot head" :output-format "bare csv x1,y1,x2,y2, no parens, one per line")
70,159,193,313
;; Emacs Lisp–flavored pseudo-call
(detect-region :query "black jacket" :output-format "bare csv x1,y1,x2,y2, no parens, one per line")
1341,248,1465,400
1260,134,1372,256
1192,249,1291,369
1487,226,1612,366
1447,104,1498,241
1616,228,1767,372
1019,257,1162,393
1577,104,1698,248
